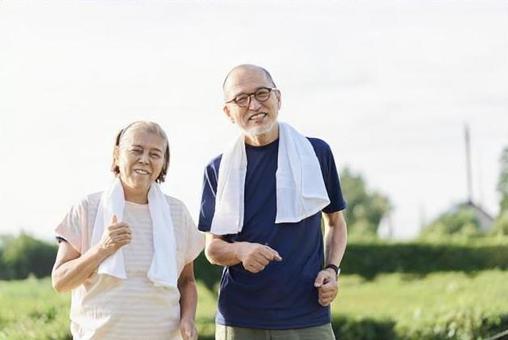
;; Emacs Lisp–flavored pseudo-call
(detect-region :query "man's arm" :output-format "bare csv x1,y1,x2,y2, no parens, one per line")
323,210,347,268
205,233,282,273
314,210,347,306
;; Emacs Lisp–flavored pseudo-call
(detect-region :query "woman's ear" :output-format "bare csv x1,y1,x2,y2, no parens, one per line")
113,146,120,169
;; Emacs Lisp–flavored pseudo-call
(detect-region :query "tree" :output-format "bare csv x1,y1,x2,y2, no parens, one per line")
492,211,508,236
420,203,481,239
497,146,508,213
340,167,392,237
2,233,57,279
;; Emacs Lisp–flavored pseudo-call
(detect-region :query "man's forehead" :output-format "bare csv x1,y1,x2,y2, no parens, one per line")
224,68,271,95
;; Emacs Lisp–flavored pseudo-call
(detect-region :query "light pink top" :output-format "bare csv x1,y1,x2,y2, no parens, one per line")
56,193,204,340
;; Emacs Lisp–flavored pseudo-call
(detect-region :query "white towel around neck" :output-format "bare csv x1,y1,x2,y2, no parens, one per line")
91,178,178,288
210,122,330,235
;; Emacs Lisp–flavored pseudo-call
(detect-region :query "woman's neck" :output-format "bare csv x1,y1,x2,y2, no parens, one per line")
122,186,149,204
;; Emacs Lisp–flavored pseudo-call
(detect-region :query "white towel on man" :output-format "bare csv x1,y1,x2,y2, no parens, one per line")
91,177,178,288
211,122,330,235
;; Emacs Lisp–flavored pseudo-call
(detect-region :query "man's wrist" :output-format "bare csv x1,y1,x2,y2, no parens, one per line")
324,264,341,277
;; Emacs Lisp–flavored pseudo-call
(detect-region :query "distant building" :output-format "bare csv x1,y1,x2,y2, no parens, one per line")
464,201,494,232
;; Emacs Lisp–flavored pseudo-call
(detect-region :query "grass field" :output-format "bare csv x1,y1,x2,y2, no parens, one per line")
1,270,507,339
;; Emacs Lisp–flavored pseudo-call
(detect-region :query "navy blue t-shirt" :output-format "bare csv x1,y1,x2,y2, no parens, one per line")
198,137,346,329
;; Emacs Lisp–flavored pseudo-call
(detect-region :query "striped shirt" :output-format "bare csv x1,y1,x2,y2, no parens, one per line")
56,193,204,340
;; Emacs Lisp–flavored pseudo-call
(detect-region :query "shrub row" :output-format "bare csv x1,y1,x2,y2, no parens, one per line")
330,312,508,340
2,234,508,286
342,242,508,279
193,240,508,289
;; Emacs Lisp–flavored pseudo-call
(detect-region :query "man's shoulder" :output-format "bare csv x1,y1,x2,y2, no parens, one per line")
205,154,223,170
306,137,332,154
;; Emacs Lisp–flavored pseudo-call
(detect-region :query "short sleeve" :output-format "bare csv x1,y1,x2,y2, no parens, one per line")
182,204,205,264
198,157,221,232
309,138,347,213
55,197,88,254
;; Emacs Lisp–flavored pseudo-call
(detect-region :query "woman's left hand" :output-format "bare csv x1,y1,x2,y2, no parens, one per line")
179,318,197,340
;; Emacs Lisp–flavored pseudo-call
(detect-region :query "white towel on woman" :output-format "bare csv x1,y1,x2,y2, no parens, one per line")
91,178,178,288
211,122,330,235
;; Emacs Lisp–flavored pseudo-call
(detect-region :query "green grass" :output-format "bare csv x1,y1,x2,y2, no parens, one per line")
332,271,508,339
0,276,70,340
334,271,507,318
1,271,507,339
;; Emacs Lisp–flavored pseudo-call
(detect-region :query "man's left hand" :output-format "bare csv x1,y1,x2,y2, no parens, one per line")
314,268,338,306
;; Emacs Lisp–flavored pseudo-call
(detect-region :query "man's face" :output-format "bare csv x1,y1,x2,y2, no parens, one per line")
223,68,281,137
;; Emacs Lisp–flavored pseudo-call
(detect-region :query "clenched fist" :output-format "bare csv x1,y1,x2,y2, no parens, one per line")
236,242,282,273
314,268,339,306
99,215,132,256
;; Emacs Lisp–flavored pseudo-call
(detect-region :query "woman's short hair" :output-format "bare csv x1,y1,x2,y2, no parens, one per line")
111,121,170,183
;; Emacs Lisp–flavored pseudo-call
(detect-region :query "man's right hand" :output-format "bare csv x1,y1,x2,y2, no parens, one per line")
99,215,132,256
236,242,282,273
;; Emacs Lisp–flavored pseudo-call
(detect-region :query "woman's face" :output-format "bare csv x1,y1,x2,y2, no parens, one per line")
114,126,166,195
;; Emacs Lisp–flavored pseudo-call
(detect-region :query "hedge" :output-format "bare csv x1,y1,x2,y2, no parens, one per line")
2,235,508,288
193,241,508,290
341,242,508,279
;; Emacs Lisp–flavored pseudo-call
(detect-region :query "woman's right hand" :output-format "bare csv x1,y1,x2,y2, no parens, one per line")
99,215,132,256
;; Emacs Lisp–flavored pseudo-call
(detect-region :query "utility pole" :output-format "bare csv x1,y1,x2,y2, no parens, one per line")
465,124,473,204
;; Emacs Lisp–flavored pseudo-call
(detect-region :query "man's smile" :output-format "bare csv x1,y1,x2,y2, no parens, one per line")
248,112,267,121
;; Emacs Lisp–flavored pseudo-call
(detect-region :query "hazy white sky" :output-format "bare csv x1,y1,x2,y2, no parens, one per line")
1,0,507,240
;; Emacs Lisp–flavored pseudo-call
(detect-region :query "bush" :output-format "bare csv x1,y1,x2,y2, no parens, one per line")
332,316,396,340
193,240,508,288
1,233,57,280
421,204,482,238
193,252,223,291
329,312,508,340
492,211,508,236
342,241,508,279
399,311,508,340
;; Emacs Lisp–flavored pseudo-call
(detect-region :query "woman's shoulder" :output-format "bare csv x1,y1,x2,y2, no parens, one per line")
164,195,190,215
63,192,103,224
77,191,102,210
85,191,102,203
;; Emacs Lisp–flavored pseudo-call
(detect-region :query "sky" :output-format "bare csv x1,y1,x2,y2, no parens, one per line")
1,0,507,241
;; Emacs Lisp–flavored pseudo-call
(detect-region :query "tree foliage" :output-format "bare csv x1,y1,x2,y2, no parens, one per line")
420,203,481,239
498,146,508,213
340,167,391,237
0,233,57,279
492,210,508,236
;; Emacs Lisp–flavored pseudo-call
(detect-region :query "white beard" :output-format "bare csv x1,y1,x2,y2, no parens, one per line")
241,120,277,138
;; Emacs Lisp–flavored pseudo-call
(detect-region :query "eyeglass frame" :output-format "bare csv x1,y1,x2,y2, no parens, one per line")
224,87,279,108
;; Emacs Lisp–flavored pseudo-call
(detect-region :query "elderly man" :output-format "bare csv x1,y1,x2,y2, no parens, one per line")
198,64,347,340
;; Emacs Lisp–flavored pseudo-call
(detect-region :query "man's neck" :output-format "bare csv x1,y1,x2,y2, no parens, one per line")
244,123,279,146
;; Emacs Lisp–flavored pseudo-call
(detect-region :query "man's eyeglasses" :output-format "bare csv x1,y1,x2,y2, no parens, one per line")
225,87,277,108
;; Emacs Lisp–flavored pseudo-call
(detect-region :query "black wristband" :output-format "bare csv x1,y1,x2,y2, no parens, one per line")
324,264,339,276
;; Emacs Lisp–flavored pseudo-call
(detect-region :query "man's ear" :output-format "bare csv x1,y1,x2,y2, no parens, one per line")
223,105,235,123
276,90,282,110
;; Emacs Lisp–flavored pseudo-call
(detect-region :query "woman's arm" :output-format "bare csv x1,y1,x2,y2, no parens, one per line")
52,241,110,292
178,262,198,340
52,216,132,292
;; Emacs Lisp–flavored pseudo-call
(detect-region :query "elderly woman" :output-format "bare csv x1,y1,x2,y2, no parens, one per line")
52,121,204,340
